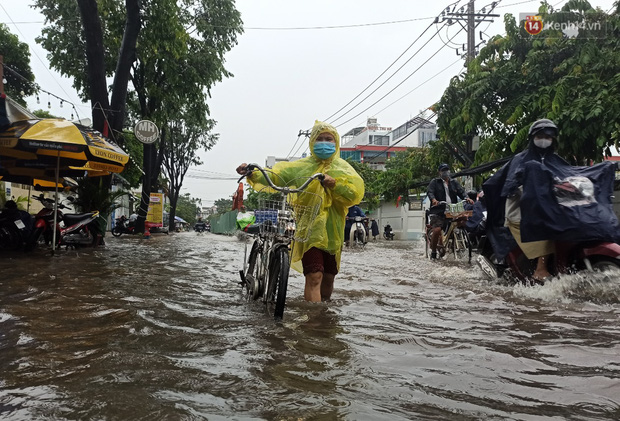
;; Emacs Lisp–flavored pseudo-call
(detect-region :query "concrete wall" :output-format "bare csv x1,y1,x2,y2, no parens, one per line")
373,200,425,241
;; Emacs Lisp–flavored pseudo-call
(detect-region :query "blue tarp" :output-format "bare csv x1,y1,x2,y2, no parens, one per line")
483,143,620,259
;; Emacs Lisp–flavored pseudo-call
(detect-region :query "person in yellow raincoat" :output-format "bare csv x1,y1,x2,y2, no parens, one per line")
236,120,364,302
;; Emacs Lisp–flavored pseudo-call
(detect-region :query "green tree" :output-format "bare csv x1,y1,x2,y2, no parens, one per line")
346,160,381,211
34,0,243,232
174,193,201,226
0,23,36,104
32,109,59,118
374,148,434,204
214,198,233,215
436,1,620,166
161,111,218,230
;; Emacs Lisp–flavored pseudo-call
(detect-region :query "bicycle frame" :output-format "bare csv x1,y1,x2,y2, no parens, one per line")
425,205,472,262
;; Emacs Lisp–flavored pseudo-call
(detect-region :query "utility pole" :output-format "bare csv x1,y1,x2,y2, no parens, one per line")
442,1,500,63
467,1,476,63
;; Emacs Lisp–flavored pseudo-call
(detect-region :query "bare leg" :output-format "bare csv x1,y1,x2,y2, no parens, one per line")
304,272,323,302
321,273,335,301
533,255,552,281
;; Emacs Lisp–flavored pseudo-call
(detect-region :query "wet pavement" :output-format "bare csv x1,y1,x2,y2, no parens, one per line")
1,232,620,420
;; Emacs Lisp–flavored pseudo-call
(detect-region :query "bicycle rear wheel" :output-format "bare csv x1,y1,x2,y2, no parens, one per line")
266,246,290,320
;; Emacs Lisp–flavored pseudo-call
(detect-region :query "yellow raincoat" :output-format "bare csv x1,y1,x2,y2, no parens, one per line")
247,120,364,273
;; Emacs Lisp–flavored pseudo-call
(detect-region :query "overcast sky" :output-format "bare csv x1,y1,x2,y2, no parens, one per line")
2,0,616,205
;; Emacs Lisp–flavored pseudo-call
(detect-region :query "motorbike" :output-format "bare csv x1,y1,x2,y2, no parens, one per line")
112,217,135,237
26,195,102,250
194,222,211,234
347,216,368,247
477,236,620,284
383,226,395,240
0,206,32,250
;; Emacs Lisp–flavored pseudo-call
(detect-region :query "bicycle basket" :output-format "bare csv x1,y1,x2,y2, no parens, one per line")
256,189,322,243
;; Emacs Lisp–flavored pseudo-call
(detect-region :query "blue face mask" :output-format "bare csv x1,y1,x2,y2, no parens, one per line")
313,141,336,159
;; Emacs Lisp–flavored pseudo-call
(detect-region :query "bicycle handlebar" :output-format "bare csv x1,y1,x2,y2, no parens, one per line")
237,163,325,194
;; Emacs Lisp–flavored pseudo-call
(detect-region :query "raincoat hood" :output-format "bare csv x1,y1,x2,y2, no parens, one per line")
309,121,340,161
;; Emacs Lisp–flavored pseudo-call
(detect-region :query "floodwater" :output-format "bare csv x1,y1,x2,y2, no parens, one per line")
1,232,620,420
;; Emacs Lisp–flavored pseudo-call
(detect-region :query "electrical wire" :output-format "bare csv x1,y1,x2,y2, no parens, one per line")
0,3,81,107
362,111,438,162
333,24,466,129
323,0,466,124
327,21,450,125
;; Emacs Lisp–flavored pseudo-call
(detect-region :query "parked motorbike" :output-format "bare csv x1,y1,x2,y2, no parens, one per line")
383,225,395,240
26,195,102,250
0,203,32,250
111,216,135,237
477,237,620,284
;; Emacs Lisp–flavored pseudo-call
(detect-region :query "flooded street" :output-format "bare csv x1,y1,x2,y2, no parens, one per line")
1,232,620,420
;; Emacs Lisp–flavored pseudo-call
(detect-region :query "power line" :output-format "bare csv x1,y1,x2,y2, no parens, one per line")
323,0,466,124
244,16,437,30
0,3,81,107
362,111,438,162
334,24,466,129
327,21,449,125
372,58,463,116
2,16,437,30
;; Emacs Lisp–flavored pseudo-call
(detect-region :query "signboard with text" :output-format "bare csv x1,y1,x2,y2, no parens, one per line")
134,120,159,144
146,192,164,227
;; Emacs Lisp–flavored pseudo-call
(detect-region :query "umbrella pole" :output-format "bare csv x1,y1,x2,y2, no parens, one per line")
52,152,60,254
27,184,31,213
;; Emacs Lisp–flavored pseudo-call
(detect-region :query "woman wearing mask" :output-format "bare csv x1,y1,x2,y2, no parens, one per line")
236,120,364,302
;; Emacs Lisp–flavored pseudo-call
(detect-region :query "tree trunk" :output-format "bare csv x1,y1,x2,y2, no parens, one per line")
77,0,110,133
109,0,141,141
134,142,155,233
168,195,178,233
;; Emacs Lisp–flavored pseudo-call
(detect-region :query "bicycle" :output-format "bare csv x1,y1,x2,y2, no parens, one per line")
237,164,324,320
424,201,472,263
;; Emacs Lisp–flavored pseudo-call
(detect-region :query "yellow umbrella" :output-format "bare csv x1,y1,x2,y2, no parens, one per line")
0,119,129,172
0,119,130,252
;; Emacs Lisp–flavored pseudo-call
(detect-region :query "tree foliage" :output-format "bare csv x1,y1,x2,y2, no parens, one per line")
435,1,620,165
214,198,233,215
162,111,218,229
174,193,201,226
373,148,435,204
34,0,243,231
0,23,36,104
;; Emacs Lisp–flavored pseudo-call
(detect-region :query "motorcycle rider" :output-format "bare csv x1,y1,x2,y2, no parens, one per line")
344,204,366,246
504,120,557,281
426,163,467,259
483,118,620,282
384,223,394,240
194,217,208,232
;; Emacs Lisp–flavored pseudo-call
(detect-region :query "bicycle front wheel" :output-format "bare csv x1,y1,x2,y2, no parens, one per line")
266,246,290,320
244,240,264,300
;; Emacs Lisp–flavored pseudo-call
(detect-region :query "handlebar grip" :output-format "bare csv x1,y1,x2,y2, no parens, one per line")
237,164,257,183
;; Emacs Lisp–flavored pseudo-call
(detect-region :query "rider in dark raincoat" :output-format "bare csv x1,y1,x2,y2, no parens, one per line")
483,119,620,279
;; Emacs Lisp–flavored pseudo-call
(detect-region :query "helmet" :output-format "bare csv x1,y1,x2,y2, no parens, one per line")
528,119,558,139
